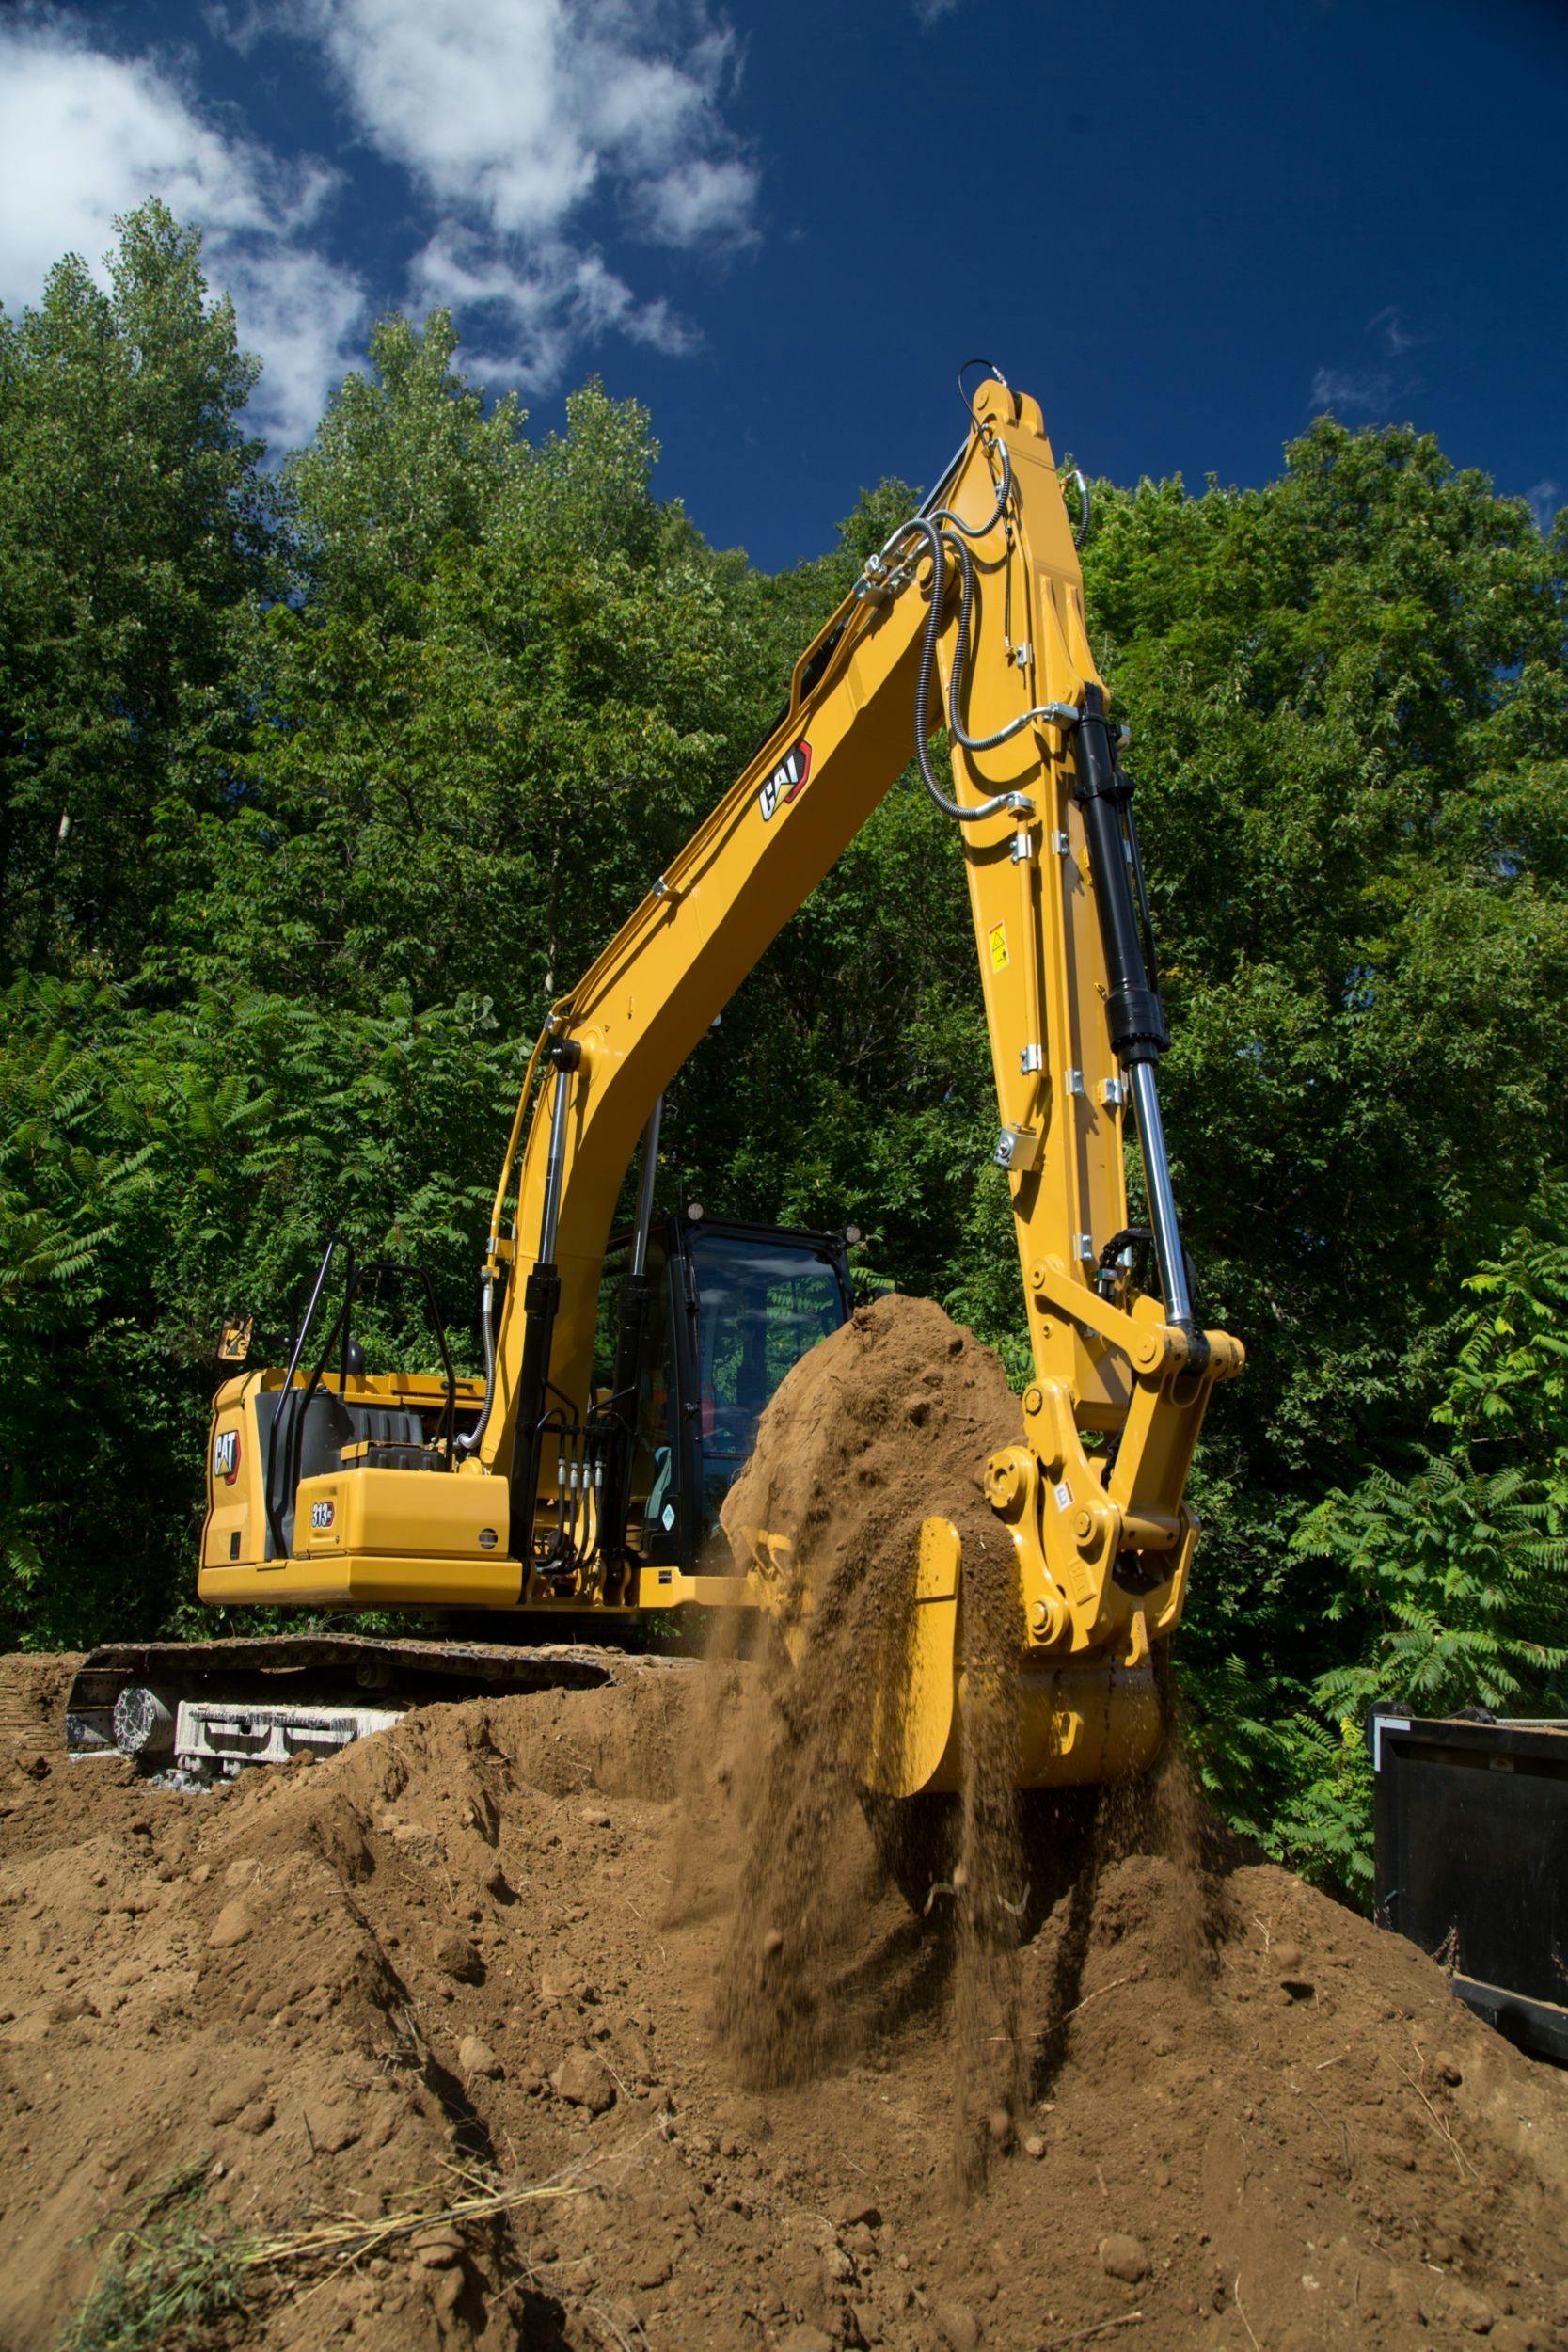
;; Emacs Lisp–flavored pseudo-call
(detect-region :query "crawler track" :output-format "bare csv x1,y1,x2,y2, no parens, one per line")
64,1632,680,1758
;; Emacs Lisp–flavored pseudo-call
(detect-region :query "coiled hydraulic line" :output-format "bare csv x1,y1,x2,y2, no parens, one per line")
863,424,1081,825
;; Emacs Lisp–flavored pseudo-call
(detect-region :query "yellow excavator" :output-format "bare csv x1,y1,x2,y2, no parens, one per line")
68,371,1242,1797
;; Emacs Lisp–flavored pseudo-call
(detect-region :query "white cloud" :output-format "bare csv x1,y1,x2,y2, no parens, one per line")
289,0,755,246
1310,365,1395,415
913,0,963,23
1369,304,1417,358
1312,304,1426,421
638,157,756,248
628,296,700,358
279,0,755,381
0,0,756,451
406,227,698,393
0,19,368,447
227,241,370,449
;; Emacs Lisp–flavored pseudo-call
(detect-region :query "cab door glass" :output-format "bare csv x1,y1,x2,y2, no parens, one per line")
688,1231,847,1534
592,1243,631,1396
635,1245,679,1556
591,1237,679,1562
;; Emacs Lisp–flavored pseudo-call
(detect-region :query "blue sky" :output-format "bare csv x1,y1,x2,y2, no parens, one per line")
1,0,1562,569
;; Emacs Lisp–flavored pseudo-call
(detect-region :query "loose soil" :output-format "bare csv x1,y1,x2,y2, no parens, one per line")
5,1297,1568,2351
710,1296,1026,2123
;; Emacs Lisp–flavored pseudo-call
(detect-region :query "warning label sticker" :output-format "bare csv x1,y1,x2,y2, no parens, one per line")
988,922,1009,975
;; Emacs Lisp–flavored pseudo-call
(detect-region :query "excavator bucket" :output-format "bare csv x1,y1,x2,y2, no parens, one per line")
748,1513,1170,1803
863,1518,962,1799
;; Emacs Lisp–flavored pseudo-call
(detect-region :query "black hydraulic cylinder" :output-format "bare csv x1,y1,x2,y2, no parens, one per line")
1070,687,1204,1357
1069,685,1168,1066
508,1263,561,1566
508,1033,581,1566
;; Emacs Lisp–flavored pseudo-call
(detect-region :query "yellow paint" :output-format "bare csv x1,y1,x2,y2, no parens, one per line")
293,1466,506,1561
862,1518,961,1798
199,1553,524,1611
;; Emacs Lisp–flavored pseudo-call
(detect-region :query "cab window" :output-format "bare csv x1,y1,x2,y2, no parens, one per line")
689,1231,846,1526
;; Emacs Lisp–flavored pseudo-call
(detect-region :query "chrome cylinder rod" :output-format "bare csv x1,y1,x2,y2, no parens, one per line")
1128,1057,1195,1330
538,1056,575,1263
454,1269,496,1454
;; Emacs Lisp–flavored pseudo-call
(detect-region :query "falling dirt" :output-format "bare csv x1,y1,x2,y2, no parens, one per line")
5,1301,1568,2349
706,1295,1024,2115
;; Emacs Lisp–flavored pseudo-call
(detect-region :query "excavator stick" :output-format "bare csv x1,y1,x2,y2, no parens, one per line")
719,373,1243,1800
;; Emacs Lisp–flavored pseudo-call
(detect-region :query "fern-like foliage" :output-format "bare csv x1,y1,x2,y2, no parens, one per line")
1273,1191,1568,1899
1298,1454,1568,1719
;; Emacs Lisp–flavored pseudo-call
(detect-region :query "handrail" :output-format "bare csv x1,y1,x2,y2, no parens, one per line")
264,1234,349,1558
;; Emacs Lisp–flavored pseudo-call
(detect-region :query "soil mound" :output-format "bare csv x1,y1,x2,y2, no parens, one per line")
719,1290,1023,1587
710,1295,1029,2161
5,1293,1568,2350
7,1650,1568,2350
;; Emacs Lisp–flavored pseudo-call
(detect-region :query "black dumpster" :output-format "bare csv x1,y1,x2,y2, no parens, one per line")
1369,1704,1568,2062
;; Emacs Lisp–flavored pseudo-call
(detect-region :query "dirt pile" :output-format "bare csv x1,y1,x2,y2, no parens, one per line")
0,1653,698,2352
7,1651,1568,2350
709,1296,1024,2115
710,1295,1031,2182
5,1298,1568,2348
719,1291,1024,1579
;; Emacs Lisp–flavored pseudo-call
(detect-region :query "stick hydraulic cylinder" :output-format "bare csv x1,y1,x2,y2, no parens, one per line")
1070,687,1203,1359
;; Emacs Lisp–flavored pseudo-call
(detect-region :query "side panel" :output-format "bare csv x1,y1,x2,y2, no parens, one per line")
198,1552,525,1610
293,1467,510,1563
200,1374,268,1573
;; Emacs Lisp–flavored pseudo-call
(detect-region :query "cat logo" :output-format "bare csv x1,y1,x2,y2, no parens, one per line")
758,739,812,821
214,1428,240,1485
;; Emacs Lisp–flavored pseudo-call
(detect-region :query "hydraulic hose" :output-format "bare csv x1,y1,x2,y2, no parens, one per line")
453,1270,497,1455
870,436,1010,587
907,516,1032,823
931,432,1014,540
944,532,1080,752
870,433,1081,822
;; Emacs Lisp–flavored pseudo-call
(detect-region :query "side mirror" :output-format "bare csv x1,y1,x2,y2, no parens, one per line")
217,1314,254,1366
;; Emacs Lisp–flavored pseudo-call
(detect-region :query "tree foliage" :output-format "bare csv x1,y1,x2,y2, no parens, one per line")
3,205,1566,1892
1272,1197,1568,1896
0,202,274,977
1082,432,1568,1887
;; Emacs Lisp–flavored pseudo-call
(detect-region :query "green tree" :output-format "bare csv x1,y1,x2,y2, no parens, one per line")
0,200,275,977
0,971,521,1645
168,319,751,1035
1253,1192,1568,1898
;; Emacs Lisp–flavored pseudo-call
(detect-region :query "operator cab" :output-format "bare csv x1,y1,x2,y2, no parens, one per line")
594,1214,853,1565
